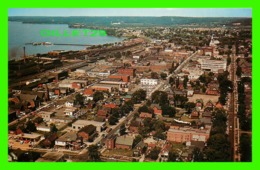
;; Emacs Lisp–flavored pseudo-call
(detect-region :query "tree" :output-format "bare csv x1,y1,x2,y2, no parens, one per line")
88,145,101,162
133,135,142,147
169,77,174,85
151,90,169,106
26,120,36,132
184,102,196,114
108,115,118,125
131,89,146,104
239,134,252,162
205,133,231,162
93,91,104,102
160,72,167,80
149,147,161,160
192,147,204,162
161,105,176,117
227,56,231,66
236,65,242,77
151,72,159,79
138,105,150,113
174,95,188,108
75,93,84,106
119,124,126,136
50,123,58,133
183,76,189,89
168,149,179,162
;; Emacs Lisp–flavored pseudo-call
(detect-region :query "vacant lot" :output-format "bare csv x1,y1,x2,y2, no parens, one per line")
188,94,219,104
103,149,133,157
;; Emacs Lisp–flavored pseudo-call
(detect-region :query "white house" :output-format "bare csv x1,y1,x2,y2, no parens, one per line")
65,101,74,107
64,107,78,116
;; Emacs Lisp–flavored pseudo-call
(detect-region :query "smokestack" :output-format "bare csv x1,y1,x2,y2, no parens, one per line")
23,46,26,63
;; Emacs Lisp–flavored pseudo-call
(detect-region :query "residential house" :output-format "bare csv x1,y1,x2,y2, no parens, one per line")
129,119,143,133
150,104,162,117
41,133,58,148
139,112,152,119
55,131,81,150
133,141,146,157
65,100,74,107
64,107,78,117
191,110,200,119
97,109,109,119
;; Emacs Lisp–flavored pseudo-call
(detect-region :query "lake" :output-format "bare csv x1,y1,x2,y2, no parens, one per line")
8,21,124,60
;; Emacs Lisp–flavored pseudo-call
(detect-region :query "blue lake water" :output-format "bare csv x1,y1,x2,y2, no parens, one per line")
8,21,124,60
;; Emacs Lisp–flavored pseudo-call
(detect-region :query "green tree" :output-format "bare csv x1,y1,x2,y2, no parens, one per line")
184,102,196,114
138,105,150,113
119,124,126,136
108,115,118,125
133,135,142,147
151,90,169,106
160,72,167,80
192,147,204,162
183,76,189,89
93,91,104,102
75,93,85,106
26,120,36,132
149,147,161,160
131,89,146,104
161,105,176,117
227,56,231,66
236,65,242,77
88,145,101,162
151,72,159,79
239,134,252,162
50,123,58,133
205,133,231,162
168,149,179,162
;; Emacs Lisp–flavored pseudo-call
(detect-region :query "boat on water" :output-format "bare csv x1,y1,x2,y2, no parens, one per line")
32,42,53,46
32,42,42,46
42,42,53,45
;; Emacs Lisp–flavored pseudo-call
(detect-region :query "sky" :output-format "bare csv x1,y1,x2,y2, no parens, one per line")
8,8,252,17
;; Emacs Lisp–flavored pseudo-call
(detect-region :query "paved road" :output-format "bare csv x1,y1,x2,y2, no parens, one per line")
228,54,240,161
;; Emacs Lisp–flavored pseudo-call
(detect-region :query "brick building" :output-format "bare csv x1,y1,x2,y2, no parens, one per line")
167,126,210,143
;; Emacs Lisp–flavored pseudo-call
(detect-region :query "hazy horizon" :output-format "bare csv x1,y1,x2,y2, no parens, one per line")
8,8,252,17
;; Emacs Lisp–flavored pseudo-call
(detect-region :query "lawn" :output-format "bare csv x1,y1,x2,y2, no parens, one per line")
103,149,133,157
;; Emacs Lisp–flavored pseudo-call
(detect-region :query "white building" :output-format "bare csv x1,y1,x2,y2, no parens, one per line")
72,120,106,132
65,101,74,107
140,79,159,86
200,59,227,73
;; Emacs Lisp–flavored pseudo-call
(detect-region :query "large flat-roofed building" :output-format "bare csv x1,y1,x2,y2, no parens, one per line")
200,59,227,73
72,120,106,132
140,79,159,86
167,126,211,143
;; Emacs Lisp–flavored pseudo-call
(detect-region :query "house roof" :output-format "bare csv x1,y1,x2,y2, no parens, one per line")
19,94,37,101
79,124,96,134
57,131,77,142
151,104,161,110
116,136,134,146
103,103,117,109
140,112,152,118
134,141,146,149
